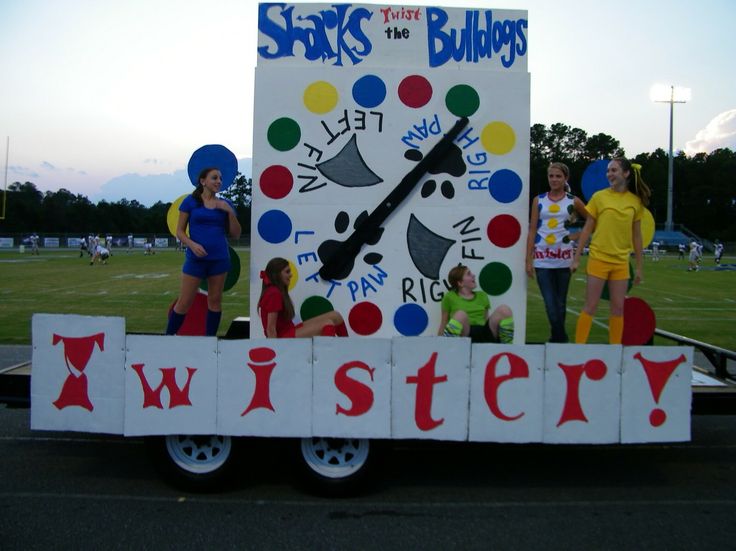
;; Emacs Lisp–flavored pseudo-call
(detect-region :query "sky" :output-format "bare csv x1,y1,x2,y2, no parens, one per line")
1,0,735,206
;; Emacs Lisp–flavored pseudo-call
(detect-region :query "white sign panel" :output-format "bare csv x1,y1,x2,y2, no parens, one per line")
251,3,530,342
391,337,471,440
124,335,218,436
312,336,392,437
29,315,695,444
469,344,545,442
257,3,528,71
620,346,693,443
0,237,14,248
543,344,623,444
217,338,313,437
31,314,126,434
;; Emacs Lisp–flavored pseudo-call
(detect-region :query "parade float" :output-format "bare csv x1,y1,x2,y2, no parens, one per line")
23,3,706,494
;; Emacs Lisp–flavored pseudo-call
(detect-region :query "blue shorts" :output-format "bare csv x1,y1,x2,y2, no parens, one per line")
182,256,231,279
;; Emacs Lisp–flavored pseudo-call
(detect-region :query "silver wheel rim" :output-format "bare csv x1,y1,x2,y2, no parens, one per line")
300,437,370,479
165,435,232,475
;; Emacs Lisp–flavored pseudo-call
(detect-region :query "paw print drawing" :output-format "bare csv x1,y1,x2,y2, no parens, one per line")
404,142,467,200
317,210,385,280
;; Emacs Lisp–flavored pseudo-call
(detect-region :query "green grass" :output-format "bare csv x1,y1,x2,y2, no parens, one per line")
0,249,250,343
1,249,735,350
528,254,736,349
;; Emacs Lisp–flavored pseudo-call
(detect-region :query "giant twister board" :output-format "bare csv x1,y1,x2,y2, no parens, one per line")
31,314,693,443
250,3,530,339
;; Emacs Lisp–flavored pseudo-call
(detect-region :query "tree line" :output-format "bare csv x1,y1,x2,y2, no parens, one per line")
530,123,736,241
2,124,735,241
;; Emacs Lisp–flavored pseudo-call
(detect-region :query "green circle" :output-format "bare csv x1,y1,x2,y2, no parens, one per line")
300,295,334,321
267,117,301,151
199,247,241,293
445,84,480,117
479,262,513,296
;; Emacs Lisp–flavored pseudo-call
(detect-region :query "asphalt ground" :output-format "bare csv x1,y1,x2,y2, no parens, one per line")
1,404,736,550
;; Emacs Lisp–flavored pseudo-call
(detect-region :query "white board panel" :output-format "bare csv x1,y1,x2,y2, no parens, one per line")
257,4,529,72
469,344,544,442
124,335,217,436
543,344,622,444
312,337,392,437
620,346,693,443
250,65,529,341
391,336,471,440
31,314,126,434
217,338,313,437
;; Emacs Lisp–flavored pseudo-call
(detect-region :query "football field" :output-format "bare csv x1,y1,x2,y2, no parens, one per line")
1,248,734,350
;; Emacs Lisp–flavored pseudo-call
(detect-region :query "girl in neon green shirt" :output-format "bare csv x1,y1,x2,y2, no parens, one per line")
438,264,514,343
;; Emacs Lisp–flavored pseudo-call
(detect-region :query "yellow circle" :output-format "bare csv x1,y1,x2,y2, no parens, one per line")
641,208,655,248
167,194,190,238
288,259,299,291
304,81,338,114
545,234,557,245
480,121,515,155
548,219,558,229
549,204,561,213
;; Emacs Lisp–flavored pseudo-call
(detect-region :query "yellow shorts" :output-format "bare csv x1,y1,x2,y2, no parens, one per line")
586,257,630,281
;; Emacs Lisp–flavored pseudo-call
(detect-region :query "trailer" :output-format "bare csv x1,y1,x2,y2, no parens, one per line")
2,315,734,496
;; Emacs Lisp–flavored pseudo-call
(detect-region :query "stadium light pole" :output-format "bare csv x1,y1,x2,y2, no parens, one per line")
650,84,691,232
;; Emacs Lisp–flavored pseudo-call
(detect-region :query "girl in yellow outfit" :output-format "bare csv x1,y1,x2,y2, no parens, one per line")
571,158,651,344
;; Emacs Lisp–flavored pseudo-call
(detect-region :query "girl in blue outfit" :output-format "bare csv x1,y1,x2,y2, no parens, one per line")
166,167,242,336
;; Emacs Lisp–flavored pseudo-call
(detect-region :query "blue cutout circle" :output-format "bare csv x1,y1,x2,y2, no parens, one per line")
393,304,429,336
582,159,609,201
352,75,387,109
257,210,292,244
188,144,238,191
488,169,522,204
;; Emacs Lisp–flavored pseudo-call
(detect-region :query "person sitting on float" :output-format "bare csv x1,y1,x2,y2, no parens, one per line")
258,257,348,338
438,263,514,343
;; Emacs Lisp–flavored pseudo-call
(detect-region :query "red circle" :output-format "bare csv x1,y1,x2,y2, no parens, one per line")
622,297,656,345
487,214,521,248
249,347,276,363
649,408,667,427
398,75,432,108
584,359,607,381
260,165,293,199
348,302,383,335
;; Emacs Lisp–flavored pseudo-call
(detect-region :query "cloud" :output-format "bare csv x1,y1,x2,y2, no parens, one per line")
40,161,57,170
685,109,736,155
9,165,39,179
92,158,252,206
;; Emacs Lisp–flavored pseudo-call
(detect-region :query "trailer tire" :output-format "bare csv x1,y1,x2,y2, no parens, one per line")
294,437,382,497
146,434,238,492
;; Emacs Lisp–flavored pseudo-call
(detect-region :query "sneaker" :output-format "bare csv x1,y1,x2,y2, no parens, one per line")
443,318,463,337
498,318,514,344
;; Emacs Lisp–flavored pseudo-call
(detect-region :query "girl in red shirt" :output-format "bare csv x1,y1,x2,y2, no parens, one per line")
258,257,347,338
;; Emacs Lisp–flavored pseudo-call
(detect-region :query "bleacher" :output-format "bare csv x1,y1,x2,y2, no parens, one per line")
653,230,691,247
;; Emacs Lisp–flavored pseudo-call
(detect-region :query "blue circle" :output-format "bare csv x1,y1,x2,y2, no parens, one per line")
488,169,522,204
352,75,387,109
257,210,292,244
393,304,429,336
188,144,239,191
582,159,609,201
